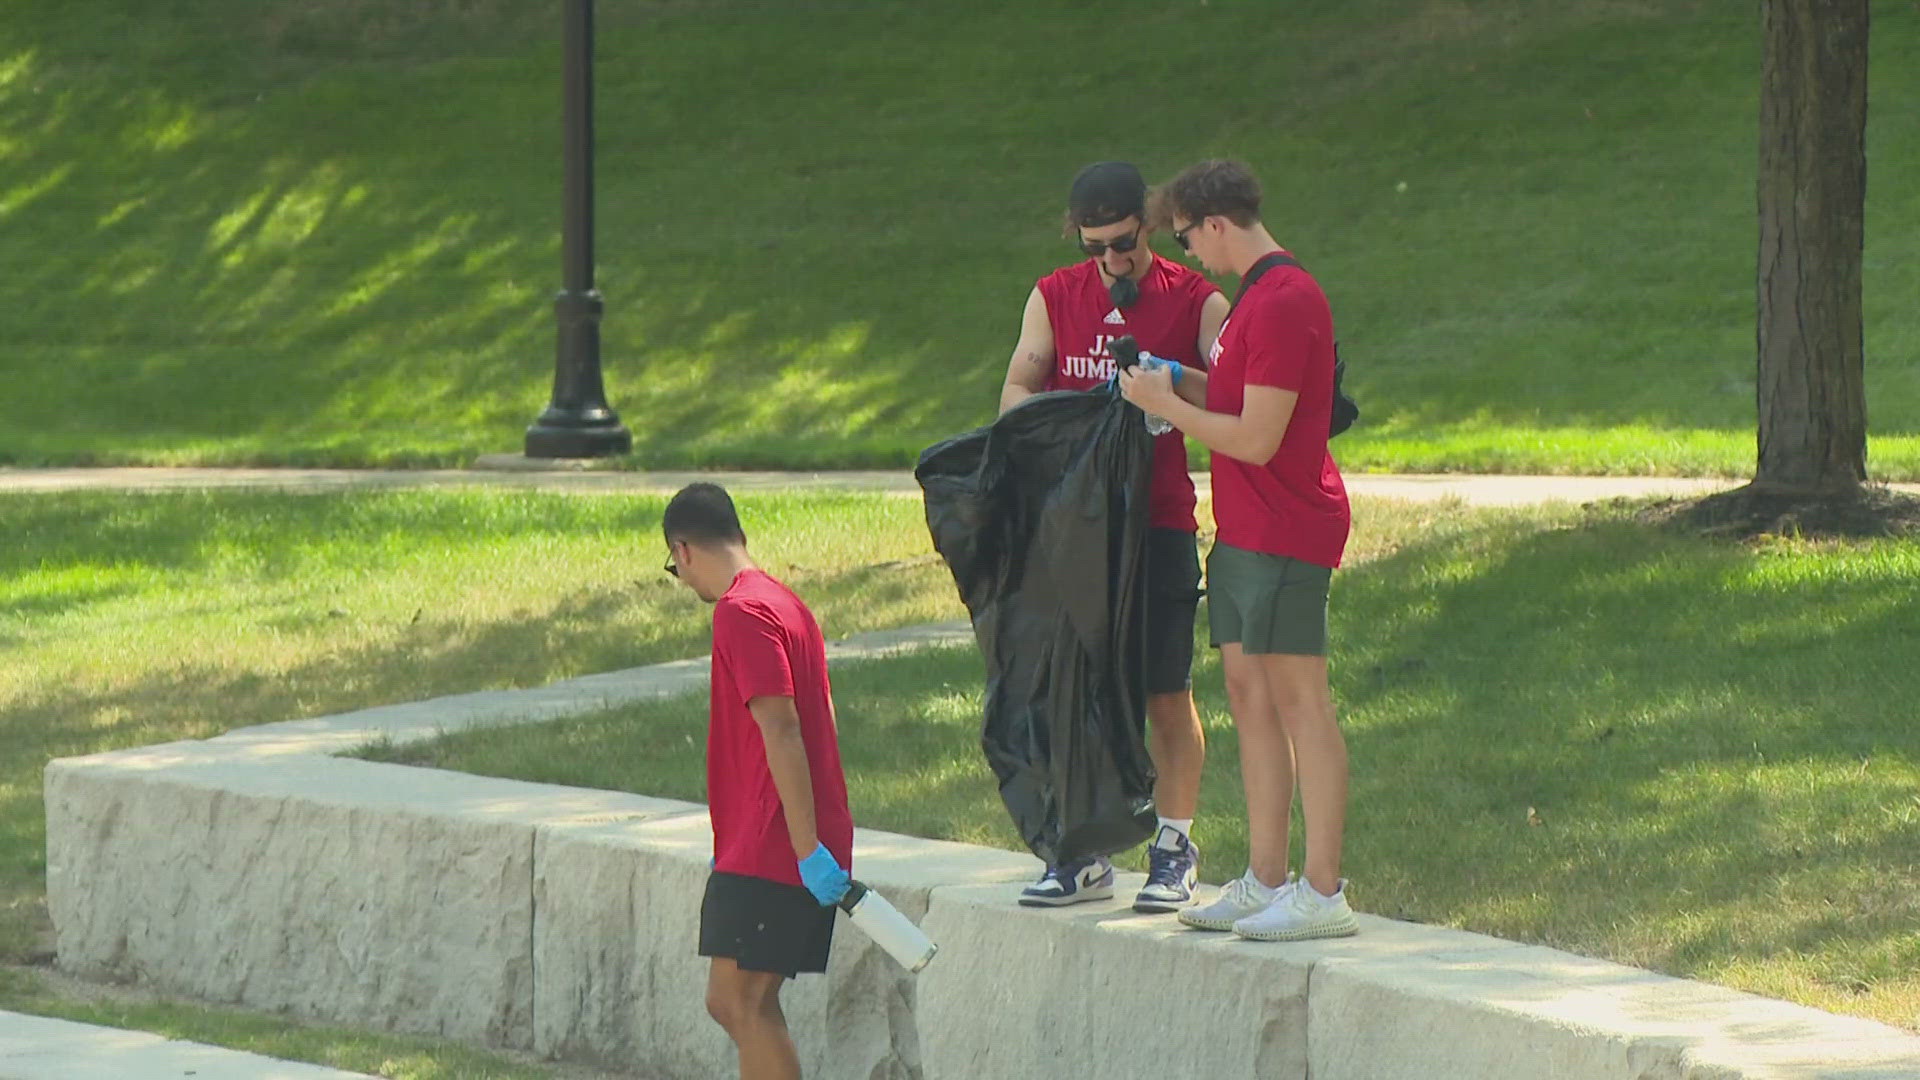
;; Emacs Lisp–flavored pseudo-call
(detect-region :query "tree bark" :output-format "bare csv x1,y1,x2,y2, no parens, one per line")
1755,0,1868,494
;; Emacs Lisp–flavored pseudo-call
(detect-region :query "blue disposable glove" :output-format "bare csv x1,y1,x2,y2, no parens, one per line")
1104,355,1182,392
797,842,851,906
1138,353,1184,386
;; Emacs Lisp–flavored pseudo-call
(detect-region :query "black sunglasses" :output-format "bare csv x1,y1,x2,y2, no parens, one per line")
1078,225,1141,257
663,559,678,578
1172,219,1202,251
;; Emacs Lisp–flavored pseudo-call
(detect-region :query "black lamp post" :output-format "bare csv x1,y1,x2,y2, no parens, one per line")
525,0,631,459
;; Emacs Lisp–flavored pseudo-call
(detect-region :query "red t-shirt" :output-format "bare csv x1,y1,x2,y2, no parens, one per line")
1207,258,1351,568
1037,254,1220,533
707,569,853,886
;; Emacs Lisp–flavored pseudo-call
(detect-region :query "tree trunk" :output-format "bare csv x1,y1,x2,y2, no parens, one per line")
1755,0,1868,494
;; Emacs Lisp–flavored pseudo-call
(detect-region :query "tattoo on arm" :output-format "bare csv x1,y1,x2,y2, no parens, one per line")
1006,350,1050,391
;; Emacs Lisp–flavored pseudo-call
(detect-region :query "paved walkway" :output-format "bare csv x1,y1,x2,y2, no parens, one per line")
0,1009,381,1079
3,464,1879,505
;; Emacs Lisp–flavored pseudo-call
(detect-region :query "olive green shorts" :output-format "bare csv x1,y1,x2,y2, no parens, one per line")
1205,542,1332,657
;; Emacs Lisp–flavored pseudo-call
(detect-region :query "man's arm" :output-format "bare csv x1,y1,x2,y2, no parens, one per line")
999,286,1055,415
1121,371,1297,466
1197,291,1229,357
748,695,819,857
1169,383,1296,464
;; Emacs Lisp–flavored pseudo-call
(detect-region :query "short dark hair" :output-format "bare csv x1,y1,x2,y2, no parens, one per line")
1149,159,1263,230
663,482,746,546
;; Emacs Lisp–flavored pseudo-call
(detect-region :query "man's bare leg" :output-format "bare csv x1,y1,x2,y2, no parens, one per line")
1256,652,1345,896
706,957,800,1080
1145,688,1205,820
1221,643,1296,889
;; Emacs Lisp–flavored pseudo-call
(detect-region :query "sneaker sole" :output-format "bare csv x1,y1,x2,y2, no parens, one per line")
1176,910,1250,931
1233,915,1360,942
1017,884,1115,907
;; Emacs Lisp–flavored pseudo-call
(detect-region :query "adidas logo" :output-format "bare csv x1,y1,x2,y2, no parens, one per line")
1103,308,1125,325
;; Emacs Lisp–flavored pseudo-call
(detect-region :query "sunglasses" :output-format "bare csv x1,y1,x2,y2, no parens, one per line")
1078,225,1141,257
664,539,683,579
663,559,678,579
1172,219,1202,251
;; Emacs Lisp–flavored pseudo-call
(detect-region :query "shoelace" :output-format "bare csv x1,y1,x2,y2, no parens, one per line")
1216,875,1260,908
1219,873,1294,913
1145,842,1189,887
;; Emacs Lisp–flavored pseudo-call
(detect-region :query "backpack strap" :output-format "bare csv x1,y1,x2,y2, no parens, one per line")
1231,251,1361,438
1230,251,1302,313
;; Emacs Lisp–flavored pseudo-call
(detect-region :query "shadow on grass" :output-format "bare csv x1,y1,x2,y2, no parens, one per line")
5,3,1917,467
0,583,141,642
1322,509,1919,994
0,3,1024,466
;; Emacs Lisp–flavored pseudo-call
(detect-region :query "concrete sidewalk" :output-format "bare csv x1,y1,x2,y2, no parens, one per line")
0,1009,382,1079
0,465,1867,505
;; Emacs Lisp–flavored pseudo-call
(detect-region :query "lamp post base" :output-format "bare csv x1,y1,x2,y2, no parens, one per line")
524,415,632,459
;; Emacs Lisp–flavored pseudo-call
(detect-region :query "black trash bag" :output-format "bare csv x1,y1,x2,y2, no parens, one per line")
915,388,1158,866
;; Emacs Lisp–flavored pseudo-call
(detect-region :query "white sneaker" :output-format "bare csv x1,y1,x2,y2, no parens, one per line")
1177,870,1290,931
1232,877,1358,941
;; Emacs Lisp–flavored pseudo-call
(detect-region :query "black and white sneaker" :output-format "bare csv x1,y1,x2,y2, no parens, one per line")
1017,856,1115,907
1133,826,1200,913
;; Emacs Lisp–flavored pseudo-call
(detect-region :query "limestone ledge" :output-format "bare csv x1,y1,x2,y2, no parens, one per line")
43,621,1920,1078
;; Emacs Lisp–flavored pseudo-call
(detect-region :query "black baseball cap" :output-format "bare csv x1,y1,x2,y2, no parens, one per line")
1067,162,1146,228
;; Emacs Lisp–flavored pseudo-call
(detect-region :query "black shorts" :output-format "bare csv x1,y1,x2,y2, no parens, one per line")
698,871,836,979
1144,528,1203,695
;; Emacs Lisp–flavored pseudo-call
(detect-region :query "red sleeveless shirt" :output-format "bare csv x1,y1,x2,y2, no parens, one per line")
1036,254,1220,532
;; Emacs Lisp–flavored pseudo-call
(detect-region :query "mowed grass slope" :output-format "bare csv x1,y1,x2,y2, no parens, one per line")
1,1,1916,473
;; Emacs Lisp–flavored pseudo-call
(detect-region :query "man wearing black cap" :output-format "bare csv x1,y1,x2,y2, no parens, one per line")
998,161,1229,913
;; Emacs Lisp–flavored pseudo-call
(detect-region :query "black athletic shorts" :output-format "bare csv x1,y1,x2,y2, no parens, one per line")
698,871,836,978
1144,527,1203,695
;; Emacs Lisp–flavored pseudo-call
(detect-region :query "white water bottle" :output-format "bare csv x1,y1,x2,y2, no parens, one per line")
1138,353,1175,436
837,880,938,973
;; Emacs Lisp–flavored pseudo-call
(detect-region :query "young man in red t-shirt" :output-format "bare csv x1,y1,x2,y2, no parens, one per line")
998,161,1229,913
665,482,855,1079
1120,159,1358,941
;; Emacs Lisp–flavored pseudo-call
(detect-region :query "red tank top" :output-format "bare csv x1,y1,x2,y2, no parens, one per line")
1037,254,1219,532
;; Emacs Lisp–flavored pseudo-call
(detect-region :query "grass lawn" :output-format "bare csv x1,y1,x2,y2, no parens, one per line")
370,497,1920,1033
3,0,1918,474
0,487,960,1075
